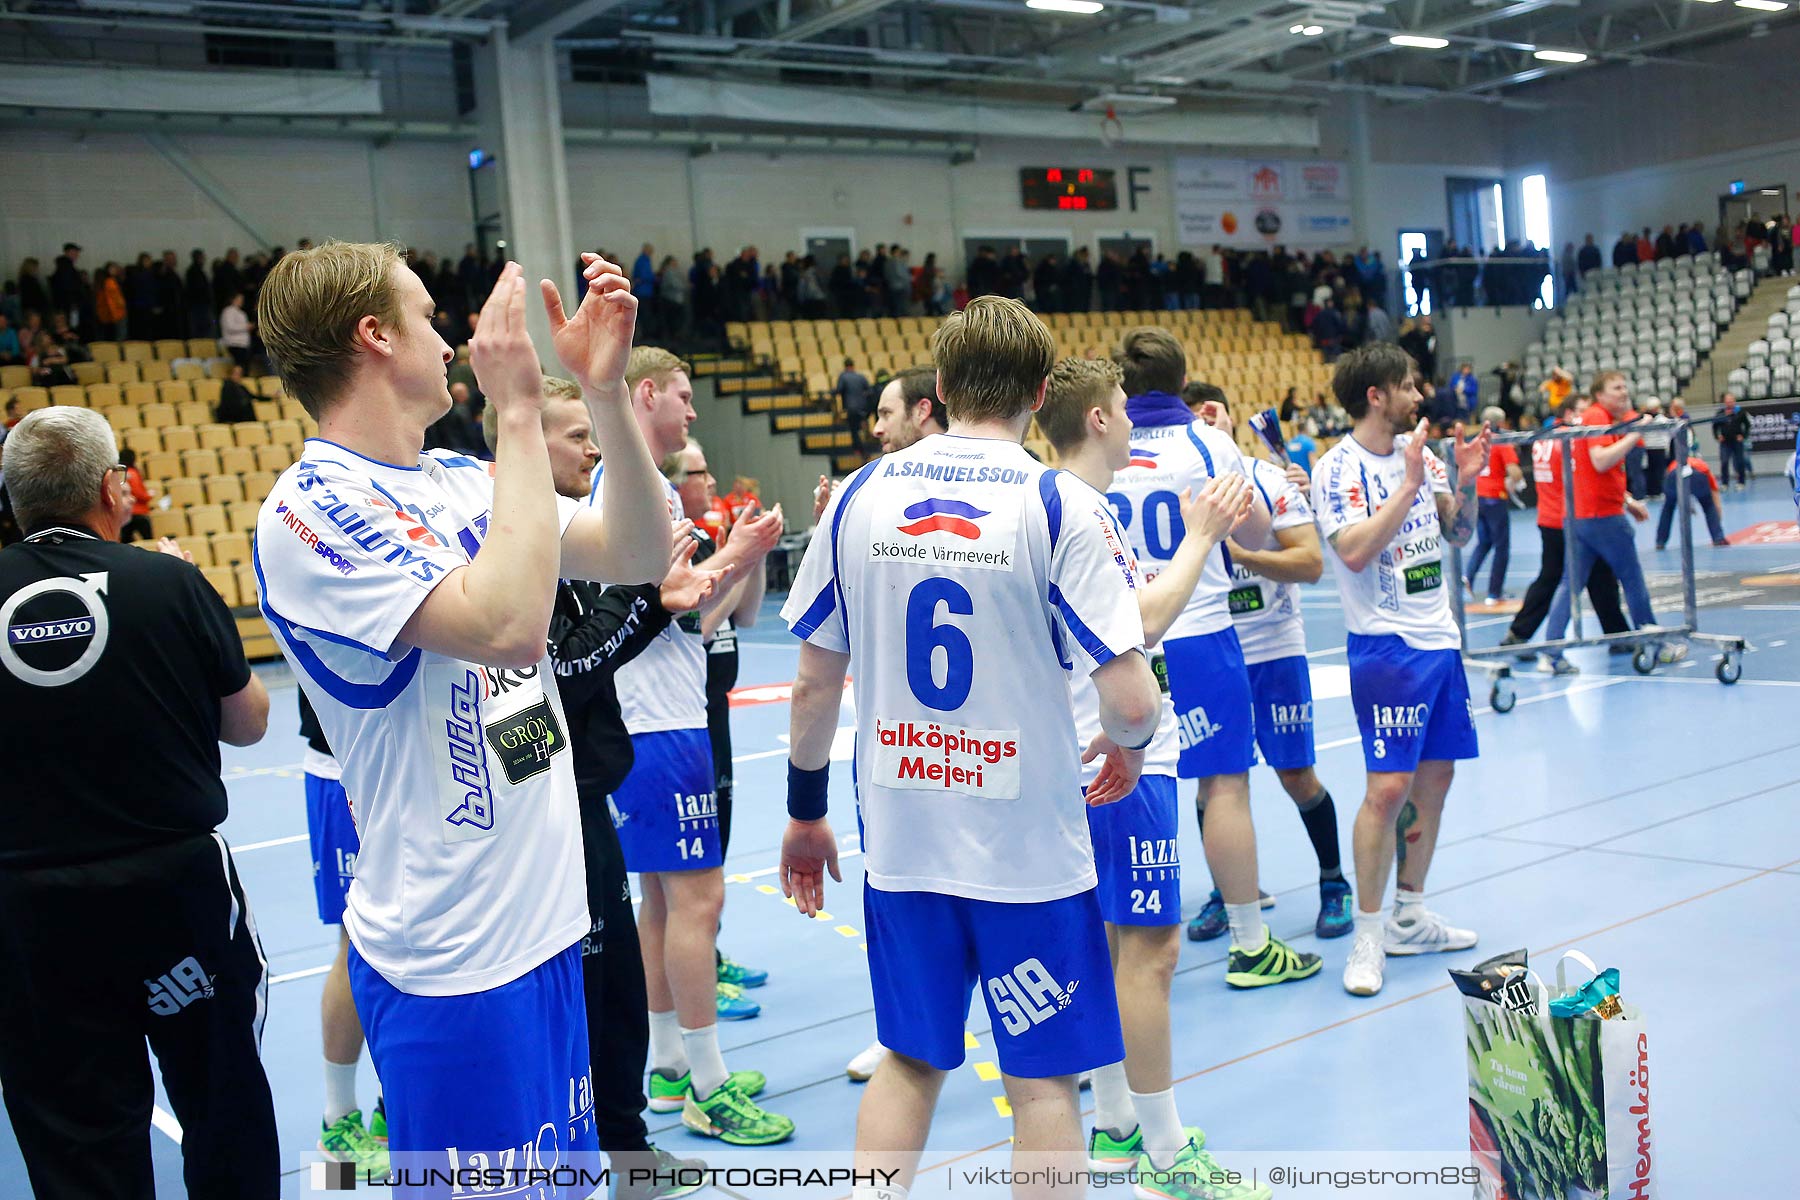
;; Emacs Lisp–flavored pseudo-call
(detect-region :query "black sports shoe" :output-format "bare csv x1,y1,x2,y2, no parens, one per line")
613,1145,708,1200
1496,632,1532,662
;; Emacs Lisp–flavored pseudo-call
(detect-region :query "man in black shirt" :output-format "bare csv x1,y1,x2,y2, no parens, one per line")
0,406,274,1199
488,382,722,1200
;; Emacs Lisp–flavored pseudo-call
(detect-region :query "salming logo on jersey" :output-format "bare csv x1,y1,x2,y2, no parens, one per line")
272,501,357,576
987,957,1079,1037
146,956,215,1015
1370,703,1429,737
290,464,449,586
872,718,1022,797
1176,704,1223,750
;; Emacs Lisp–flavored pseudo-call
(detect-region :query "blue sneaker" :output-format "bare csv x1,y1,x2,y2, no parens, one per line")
1185,889,1273,942
716,981,761,1020
1316,879,1353,939
717,954,768,989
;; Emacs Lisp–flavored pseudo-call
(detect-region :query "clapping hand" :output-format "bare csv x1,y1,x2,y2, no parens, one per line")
1452,420,1493,484
1178,474,1253,545
1081,734,1144,806
542,253,639,395
471,263,547,419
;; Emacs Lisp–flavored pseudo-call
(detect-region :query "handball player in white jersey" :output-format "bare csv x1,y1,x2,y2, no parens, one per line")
779,298,1161,1200
1312,343,1490,997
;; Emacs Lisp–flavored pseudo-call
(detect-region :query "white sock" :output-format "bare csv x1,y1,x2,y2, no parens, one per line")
1354,908,1385,942
1090,1061,1136,1137
1224,902,1267,953
649,1010,688,1076
1393,887,1426,921
850,1187,908,1200
323,1059,359,1125
1130,1087,1186,1170
681,1023,730,1098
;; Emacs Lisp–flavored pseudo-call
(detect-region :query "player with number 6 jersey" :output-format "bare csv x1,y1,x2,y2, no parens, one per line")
777,298,1161,1200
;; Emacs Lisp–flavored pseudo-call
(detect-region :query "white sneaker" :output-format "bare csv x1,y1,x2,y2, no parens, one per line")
846,1041,887,1081
1384,908,1479,955
1343,933,1386,996
1657,643,1689,664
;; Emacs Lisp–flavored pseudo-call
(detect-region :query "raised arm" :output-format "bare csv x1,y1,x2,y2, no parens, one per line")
1436,421,1490,548
1137,474,1251,645
1227,522,1323,585
552,255,672,585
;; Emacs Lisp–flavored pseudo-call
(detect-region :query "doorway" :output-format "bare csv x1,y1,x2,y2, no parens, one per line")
1399,229,1444,316
1719,185,1790,236
1445,177,1504,255
801,227,856,270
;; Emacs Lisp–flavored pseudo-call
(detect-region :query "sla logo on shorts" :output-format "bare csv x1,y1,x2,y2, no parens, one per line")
987,957,1079,1037
872,718,1021,798
146,955,215,1016
484,696,566,785
1176,704,1223,751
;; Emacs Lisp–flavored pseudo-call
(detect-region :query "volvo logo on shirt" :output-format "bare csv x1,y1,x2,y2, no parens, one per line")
0,571,110,687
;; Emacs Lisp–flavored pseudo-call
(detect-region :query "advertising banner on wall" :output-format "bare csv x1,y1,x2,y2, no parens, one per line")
1745,398,1800,453
1173,157,1353,249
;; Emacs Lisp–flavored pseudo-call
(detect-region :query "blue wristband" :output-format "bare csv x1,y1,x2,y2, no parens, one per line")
787,762,830,821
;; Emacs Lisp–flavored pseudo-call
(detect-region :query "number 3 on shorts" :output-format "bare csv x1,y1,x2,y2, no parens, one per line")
1372,737,1386,759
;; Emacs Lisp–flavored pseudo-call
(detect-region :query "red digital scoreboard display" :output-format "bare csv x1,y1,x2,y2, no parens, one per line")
1020,167,1119,211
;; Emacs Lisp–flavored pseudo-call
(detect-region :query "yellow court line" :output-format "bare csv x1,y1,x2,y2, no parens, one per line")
972,1061,1000,1083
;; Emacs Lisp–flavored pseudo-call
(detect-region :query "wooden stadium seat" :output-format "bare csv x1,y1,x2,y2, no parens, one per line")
197,423,235,450
140,404,176,430
232,423,268,448
205,359,236,380
226,501,261,532
149,509,187,539
242,471,277,502
205,475,245,505
85,382,122,408
123,383,157,408
254,377,284,398
12,387,50,413
159,380,195,405
50,385,87,408
178,403,212,428
106,362,143,385
192,379,222,405
182,449,222,479
252,400,279,423
138,361,172,383
172,363,205,381
186,505,227,537
121,428,162,454
161,426,199,454
219,446,256,476
200,566,239,607
71,361,104,386
233,563,258,609
154,340,189,361
1,365,32,389
278,399,306,420
255,444,293,473
89,342,122,364
102,406,139,433
187,338,220,359
142,451,182,483
209,532,252,567
165,477,205,507
176,536,214,567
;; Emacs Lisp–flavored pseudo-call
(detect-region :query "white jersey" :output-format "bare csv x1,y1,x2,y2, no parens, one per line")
256,440,590,996
1313,433,1458,652
588,469,707,733
1069,564,1179,786
1230,457,1313,665
781,435,1143,903
1109,412,1249,641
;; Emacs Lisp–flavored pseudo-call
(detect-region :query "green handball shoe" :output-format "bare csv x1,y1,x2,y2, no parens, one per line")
1134,1141,1271,1200
368,1101,387,1144
1225,932,1323,989
319,1110,391,1182
1087,1124,1144,1172
681,1079,795,1145
647,1066,767,1112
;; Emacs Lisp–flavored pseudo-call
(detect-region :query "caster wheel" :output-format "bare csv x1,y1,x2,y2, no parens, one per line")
1717,655,1742,685
1632,647,1657,675
1490,680,1516,713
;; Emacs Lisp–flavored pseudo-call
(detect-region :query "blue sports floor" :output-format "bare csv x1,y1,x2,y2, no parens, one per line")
5,479,1796,1197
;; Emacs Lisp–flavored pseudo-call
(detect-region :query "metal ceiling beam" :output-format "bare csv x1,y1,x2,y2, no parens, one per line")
0,5,465,45
510,0,632,43
1289,0,1577,75
1454,7,1777,94
737,0,907,55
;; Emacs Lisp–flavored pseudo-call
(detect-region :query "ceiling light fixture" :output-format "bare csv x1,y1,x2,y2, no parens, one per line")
1733,0,1786,11
1532,48,1589,62
1389,34,1451,48
1288,23,1325,34
1027,0,1107,13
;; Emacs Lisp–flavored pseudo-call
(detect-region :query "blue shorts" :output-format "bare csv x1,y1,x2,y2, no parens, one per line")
1346,635,1479,773
1247,655,1317,771
305,773,359,925
348,942,596,1193
611,727,720,873
863,885,1122,1078
1163,628,1255,779
1085,773,1181,926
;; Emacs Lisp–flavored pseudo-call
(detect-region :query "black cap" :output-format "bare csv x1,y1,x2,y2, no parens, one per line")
63,242,81,253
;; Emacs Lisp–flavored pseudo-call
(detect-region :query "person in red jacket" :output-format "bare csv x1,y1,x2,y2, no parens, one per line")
1655,451,1729,549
